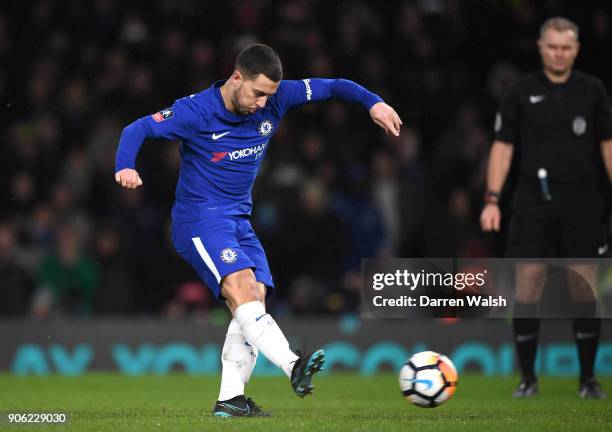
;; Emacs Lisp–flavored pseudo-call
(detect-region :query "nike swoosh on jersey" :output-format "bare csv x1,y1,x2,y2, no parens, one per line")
529,95,546,103
401,378,434,390
212,131,231,140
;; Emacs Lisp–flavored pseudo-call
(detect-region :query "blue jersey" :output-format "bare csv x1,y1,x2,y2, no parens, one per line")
116,78,383,222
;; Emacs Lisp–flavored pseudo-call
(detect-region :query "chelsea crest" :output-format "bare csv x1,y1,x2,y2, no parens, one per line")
220,248,238,264
258,120,274,135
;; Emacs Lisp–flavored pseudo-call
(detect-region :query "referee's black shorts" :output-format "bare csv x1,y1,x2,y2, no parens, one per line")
506,182,606,259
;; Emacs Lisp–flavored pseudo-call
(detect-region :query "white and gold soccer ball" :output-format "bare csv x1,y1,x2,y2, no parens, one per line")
398,351,458,408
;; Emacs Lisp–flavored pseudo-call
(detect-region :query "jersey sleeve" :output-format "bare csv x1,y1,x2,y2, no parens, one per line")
275,78,383,115
494,83,521,145
593,79,612,141
115,98,201,172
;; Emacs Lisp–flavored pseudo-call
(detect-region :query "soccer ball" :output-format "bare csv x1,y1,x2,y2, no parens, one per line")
398,351,458,408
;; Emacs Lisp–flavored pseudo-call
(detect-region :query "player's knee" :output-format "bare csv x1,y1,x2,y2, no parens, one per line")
222,270,264,305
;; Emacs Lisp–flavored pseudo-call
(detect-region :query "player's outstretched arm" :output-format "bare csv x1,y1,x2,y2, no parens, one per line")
369,102,402,136
115,168,143,189
278,79,402,136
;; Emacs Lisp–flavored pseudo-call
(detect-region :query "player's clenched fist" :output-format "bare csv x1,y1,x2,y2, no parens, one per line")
369,102,403,136
115,168,143,189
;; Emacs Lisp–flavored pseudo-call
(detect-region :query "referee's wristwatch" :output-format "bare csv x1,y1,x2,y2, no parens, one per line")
483,190,500,205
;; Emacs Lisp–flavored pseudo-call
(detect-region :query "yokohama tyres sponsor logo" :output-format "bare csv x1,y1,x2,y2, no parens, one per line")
229,142,267,160
211,142,268,162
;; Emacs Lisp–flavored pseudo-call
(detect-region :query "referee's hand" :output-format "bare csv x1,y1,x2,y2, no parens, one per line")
480,203,501,232
115,168,143,189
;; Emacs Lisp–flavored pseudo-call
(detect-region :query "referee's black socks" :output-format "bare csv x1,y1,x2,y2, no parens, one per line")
573,300,600,383
514,301,600,383
513,302,540,382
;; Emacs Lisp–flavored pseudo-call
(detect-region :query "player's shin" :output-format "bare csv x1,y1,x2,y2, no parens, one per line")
218,319,258,401
235,301,299,378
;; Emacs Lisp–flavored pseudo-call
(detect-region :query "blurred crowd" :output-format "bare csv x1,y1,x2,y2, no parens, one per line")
1,0,612,318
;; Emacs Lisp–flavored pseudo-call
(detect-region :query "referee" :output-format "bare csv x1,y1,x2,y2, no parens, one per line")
480,17,612,399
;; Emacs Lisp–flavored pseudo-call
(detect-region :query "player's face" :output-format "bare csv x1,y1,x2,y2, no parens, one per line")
232,72,279,115
538,29,579,76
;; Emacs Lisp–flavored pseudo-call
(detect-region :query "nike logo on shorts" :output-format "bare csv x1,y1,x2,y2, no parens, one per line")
597,244,608,256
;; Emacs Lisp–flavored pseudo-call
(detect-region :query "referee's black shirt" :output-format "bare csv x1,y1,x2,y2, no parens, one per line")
495,70,612,185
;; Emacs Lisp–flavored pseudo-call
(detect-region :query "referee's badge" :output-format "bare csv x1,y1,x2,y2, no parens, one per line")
572,116,586,136
220,248,238,264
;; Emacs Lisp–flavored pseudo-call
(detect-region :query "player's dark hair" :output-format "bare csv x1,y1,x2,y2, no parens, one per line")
235,44,283,82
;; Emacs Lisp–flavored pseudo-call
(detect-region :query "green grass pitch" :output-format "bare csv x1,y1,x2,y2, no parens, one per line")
0,373,610,431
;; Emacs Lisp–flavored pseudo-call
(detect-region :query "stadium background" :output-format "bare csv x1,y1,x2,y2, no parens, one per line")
1,0,612,377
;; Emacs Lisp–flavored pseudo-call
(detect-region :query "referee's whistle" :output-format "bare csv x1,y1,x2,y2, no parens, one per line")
537,168,552,202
